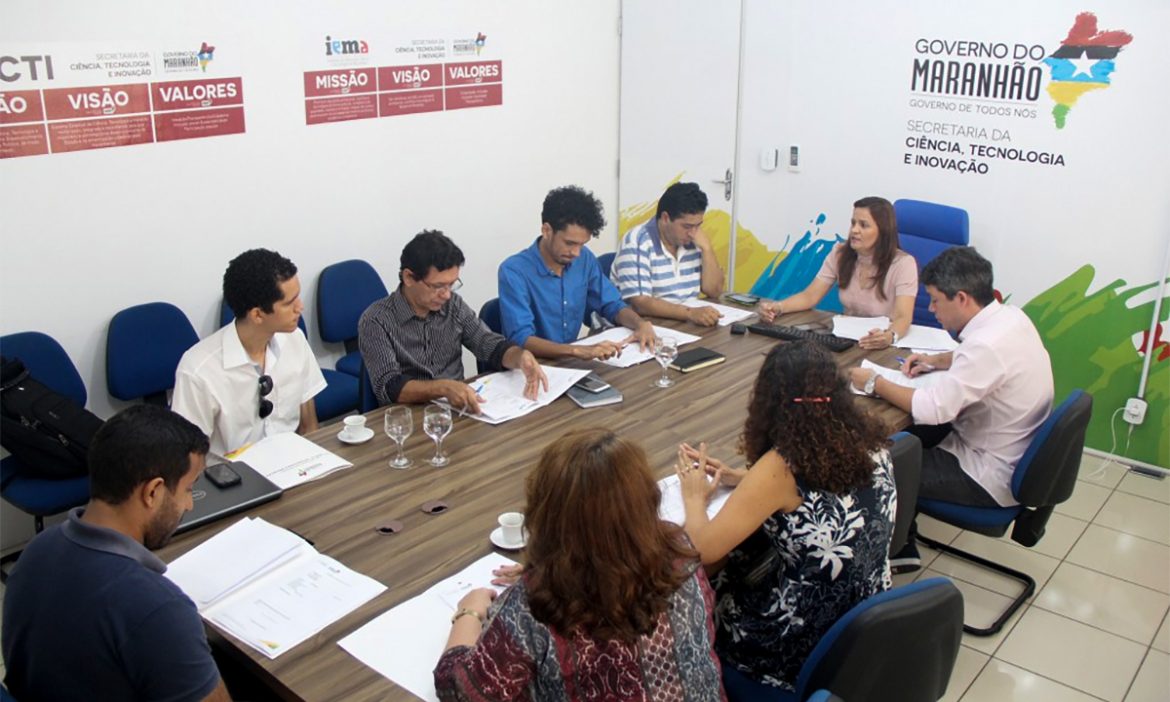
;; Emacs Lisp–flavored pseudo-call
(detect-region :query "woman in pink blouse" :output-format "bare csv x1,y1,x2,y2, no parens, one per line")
759,196,918,349
433,428,725,701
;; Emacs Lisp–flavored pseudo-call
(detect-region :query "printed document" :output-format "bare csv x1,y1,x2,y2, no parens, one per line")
895,324,959,352
850,359,944,395
832,315,892,341
167,517,386,659
657,472,733,526
448,364,589,425
229,432,352,489
339,553,520,702
572,325,702,368
681,298,756,326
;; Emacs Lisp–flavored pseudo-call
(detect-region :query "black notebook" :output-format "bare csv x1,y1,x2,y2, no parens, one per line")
669,347,726,373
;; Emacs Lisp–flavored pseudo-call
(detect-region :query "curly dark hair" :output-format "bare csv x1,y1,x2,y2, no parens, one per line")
223,249,297,318
541,185,606,236
524,428,696,642
400,229,465,283
836,196,900,302
740,341,889,494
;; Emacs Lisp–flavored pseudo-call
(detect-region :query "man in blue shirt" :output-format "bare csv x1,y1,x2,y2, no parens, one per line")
2,405,230,702
498,185,656,360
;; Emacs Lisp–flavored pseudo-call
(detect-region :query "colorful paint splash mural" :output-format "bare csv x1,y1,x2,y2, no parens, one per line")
619,188,1168,467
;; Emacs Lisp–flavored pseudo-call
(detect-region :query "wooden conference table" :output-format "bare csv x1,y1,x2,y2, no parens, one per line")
158,308,910,702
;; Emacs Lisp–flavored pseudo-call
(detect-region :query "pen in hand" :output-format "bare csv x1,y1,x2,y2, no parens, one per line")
895,356,936,373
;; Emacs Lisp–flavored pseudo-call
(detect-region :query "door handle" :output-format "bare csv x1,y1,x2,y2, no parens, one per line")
711,168,733,201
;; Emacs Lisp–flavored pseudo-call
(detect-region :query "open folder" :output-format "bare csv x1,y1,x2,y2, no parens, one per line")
166,517,386,659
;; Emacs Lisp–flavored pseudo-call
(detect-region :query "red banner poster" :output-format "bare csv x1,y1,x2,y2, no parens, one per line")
379,89,444,117
42,84,152,121
443,60,502,87
378,64,443,92
303,69,378,98
152,77,245,112
47,115,153,153
154,106,245,142
0,124,49,158
0,90,46,125
305,94,379,125
445,84,503,111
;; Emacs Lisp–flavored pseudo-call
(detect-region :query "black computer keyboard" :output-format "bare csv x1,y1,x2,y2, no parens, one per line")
746,323,856,352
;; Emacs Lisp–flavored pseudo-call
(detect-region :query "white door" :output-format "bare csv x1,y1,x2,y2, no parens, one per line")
618,0,744,288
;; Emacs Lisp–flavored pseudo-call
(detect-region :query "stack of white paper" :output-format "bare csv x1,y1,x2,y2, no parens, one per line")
657,472,733,526
230,432,353,489
832,315,891,341
572,325,702,368
681,298,756,326
895,324,959,352
451,365,590,425
167,517,386,659
339,553,520,702
850,358,944,396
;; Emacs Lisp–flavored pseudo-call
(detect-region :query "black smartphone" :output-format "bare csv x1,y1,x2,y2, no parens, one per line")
205,463,242,489
573,373,611,394
725,292,760,306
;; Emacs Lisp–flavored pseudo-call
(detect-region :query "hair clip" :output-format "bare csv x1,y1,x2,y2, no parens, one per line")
793,396,831,403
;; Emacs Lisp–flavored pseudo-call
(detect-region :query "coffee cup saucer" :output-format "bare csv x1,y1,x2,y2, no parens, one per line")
490,526,528,550
337,427,375,445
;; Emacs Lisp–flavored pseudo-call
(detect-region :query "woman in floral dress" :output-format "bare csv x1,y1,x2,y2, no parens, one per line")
677,340,896,691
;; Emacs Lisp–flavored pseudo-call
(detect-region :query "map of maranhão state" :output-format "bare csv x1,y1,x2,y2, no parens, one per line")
1043,12,1134,129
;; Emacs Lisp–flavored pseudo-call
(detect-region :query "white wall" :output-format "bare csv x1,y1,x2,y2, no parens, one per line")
0,0,621,549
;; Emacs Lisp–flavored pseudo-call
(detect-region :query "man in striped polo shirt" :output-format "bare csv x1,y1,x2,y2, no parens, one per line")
610,182,725,326
359,230,548,415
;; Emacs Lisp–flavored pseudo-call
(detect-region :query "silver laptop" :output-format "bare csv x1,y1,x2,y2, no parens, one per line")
175,461,283,535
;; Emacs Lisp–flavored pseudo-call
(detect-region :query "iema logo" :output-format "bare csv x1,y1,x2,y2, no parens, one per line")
325,35,370,56
1042,12,1134,129
197,42,215,72
476,33,487,56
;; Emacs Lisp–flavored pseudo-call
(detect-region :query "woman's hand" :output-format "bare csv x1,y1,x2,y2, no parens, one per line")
676,445,724,505
490,564,523,587
858,327,895,350
757,301,780,323
681,442,747,485
456,588,497,620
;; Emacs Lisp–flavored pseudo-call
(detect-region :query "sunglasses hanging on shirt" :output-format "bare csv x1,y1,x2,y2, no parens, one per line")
258,374,274,419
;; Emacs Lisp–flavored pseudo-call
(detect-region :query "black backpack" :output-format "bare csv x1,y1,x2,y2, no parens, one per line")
0,356,104,480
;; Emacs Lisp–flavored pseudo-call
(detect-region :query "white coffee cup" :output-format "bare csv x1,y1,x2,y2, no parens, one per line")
498,512,525,546
342,415,367,438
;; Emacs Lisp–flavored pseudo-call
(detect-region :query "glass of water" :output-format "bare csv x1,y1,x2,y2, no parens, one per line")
423,404,453,467
384,406,414,469
653,336,678,388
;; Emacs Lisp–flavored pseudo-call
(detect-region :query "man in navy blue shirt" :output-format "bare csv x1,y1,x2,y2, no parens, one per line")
2,405,229,702
498,185,656,360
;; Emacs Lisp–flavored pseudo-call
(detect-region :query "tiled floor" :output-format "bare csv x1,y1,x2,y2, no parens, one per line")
894,453,1170,701
1,453,1167,700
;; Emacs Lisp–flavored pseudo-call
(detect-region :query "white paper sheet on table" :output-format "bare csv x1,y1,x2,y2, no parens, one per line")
832,315,891,341
571,325,702,368
657,473,733,526
229,432,353,489
338,553,520,702
850,359,944,395
450,365,589,425
681,298,756,326
166,517,386,659
896,324,959,352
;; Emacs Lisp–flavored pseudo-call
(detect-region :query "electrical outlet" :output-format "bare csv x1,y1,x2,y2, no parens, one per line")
1123,397,1147,425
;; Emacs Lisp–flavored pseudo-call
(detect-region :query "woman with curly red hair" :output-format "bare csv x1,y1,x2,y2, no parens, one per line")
677,340,896,693
434,428,726,701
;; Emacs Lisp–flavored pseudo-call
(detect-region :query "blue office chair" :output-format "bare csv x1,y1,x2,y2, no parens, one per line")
893,199,970,328
317,260,388,378
721,578,963,702
598,251,616,280
888,432,923,555
916,390,1093,635
218,300,358,422
1,681,15,701
476,298,503,374
805,692,841,702
0,332,92,556
106,302,199,405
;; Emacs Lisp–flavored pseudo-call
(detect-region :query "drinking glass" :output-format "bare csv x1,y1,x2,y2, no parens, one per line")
423,405,453,467
384,406,414,469
653,336,678,388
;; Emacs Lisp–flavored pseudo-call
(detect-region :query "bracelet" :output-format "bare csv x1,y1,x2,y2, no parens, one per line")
450,607,485,625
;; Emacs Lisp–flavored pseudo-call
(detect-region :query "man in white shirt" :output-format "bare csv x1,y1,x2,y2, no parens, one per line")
610,182,725,326
173,249,327,459
848,246,1053,572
